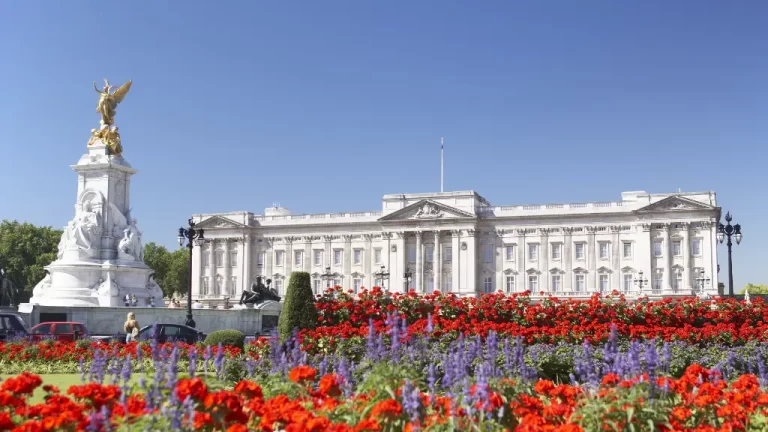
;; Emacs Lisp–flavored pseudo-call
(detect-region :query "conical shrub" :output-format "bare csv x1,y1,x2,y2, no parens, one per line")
277,271,318,341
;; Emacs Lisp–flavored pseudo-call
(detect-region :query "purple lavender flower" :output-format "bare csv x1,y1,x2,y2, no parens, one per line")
401,379,421,423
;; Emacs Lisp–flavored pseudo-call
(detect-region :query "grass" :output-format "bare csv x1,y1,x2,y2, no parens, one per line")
2,372,218,404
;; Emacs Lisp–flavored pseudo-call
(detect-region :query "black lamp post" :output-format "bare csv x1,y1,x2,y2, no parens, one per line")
403,266,413,293
178,218,205,328
634,270,648,295
321,266,334,294
374,265,390,290
717,212,742,298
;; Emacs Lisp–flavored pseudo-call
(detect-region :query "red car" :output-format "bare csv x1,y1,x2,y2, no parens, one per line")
30,322,88,341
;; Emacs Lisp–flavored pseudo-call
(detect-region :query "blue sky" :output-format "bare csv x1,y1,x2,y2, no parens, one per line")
0,1,765,290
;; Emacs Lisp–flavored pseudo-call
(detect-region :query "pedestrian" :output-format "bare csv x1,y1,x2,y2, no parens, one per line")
124,312,140,343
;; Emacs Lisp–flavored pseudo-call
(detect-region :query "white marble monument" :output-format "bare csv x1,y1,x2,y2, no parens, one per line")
26,79,164,308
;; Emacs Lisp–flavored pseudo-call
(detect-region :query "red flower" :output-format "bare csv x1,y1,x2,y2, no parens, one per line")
233,380,263,400
318,374,342,398
176,378,208,402
370,398,402,420
1,372,42,395
289,365,317,384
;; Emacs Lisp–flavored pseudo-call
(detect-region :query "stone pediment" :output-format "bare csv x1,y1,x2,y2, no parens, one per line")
378,199,476,222
196,216,249,229
635,196,714,213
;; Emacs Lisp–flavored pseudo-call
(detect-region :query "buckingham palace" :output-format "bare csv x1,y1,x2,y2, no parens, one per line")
190,189,720,305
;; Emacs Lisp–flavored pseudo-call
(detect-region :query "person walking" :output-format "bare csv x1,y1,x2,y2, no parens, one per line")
124,312,140,342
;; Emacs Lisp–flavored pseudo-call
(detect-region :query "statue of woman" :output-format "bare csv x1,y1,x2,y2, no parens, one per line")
93,79,132,127
118,219,144,261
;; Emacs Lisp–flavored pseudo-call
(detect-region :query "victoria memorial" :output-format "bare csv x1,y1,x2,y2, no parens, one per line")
190,189,720,306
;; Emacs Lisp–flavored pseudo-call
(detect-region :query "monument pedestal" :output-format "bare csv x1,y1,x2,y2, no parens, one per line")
27,142,165,308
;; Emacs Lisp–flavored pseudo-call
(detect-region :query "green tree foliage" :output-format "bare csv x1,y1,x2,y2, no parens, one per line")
278,271,318,341
740,283,768,295
142,242,189,298
0,220,62,304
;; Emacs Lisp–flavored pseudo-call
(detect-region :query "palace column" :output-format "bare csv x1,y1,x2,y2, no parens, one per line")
265,238,275,285
516,229,526,291
611,226,621,290
563,228,573,291
495,230,504,292
540,229,549,292
222,239,231,297
343,235,353,290
285,237,294,278
303,236,313,273
465,229,477,294
364,234,373,289
382,232,392,291
451,230,461,293
395,232,406,292
681,222,690,290
637,224,652,291
207,241,216,298
243,234,251,292
663,224,672,290
434,231,442,292
415,231,423,292
586,227,597,291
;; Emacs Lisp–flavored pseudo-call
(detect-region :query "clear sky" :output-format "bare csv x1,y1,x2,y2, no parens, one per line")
0,1,765,290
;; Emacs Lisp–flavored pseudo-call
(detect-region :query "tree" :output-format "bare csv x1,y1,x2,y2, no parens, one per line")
739,283,768,295
142,242,189,298
0,220,62,304
278,271,318,341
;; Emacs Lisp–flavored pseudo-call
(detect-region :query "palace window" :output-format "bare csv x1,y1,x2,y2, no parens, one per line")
653,272,663,291
673,272,683,292
551,243,562,260
505,275,515,292
623,274,633,291
313,249,323,266
483,277,493,293
333,278,341,288
575,274,585,292
444,276,452,292
202,277,210,295
294,250,303,267
374,248,382,264
274,279,284,296
484,246,493,263
444,247,452,262
691,239,702,256
313,279,321,294
333,250,343,266
215,249,224,267
408,245,416,263
551,275,561,292
574,243,585,260
505,245,516,261
428,277,435,292
229,276,237,293
672,240,682,257
353,278,362,293
426,246,434,263
599,275,609,292
599,242,609,260
275,251,284,266
257,252,264,266
203,251,210,267
653,241,663,257
623,242,632,259
353,249,362,265
230,250,238,267
214,275,222,296
528,275,538,292
528,244,538,261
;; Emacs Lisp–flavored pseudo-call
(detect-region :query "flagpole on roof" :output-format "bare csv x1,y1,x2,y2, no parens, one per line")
440,137,444,193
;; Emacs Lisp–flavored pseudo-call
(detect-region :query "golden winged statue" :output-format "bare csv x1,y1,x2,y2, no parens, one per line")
88,79,132,156
93,78,132,127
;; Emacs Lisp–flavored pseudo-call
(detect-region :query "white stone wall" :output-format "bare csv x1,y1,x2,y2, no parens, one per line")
190,190,720,299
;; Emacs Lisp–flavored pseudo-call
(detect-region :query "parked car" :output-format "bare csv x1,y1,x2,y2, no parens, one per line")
0,313,29,341
30,322,88,341
133,324,205,344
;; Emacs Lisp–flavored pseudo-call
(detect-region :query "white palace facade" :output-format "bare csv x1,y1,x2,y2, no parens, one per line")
190,189,720,305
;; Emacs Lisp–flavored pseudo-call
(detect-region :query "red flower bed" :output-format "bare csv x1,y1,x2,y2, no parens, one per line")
305,287,765,346
3,365,768,431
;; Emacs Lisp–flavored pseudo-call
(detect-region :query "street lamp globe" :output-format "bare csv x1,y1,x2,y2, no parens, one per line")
177,228,185,247
734,224,742,245
194,230,206,246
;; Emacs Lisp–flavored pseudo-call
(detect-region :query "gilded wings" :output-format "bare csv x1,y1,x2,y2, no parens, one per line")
110,80,132,104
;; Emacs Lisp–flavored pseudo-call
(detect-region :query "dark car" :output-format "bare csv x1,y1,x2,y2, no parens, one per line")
30,322,88,341
137,324,205,344
0,313,29,341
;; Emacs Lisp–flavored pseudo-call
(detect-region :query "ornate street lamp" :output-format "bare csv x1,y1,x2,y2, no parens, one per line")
403,266,413,292
717,212,742,297
373,265,390,290
695,269,711,296
634,270,648,294
178,218,205,328
321,266,334,295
